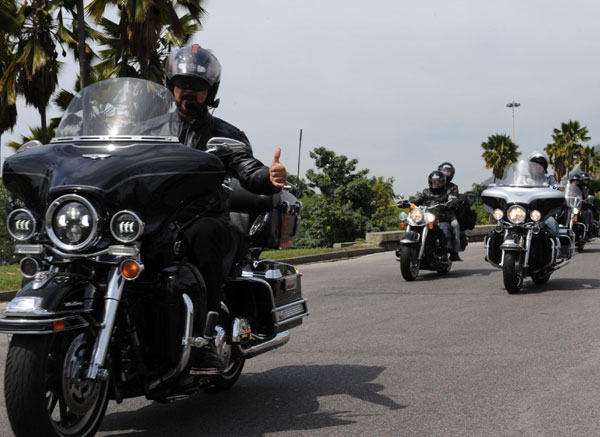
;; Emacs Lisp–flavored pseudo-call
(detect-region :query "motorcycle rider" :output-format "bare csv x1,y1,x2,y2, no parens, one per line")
529,151,561,249
412,171,456,259
579,171,596,237
438,162,462,261
165,44,287,368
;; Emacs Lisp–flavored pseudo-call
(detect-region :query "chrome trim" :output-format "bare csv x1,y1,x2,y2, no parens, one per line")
31,271,57,290
232,318,252,343
3,297,49,316
110,210,145,243
19,257,40,278
45,194,99,252
149,293,199,390
522,229,533,268
234,331,290,359
87,267,124,379
51,135,179,143
7,208,37,241
108,245,139,257
273,298,309,323
0,315,89,335
15,244,43,255
50,245,109,259
418,226,429,260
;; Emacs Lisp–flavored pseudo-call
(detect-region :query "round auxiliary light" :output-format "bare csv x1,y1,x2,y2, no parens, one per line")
46,194,99,251
530,210,542,222
426,213,436,223
572,207,580,215
120,259,143,280
19,257,39,278
399,212,408,221
492,209,504,221
409,208,424,225
110,210,144,243
507,205,527,224
7,209,37,241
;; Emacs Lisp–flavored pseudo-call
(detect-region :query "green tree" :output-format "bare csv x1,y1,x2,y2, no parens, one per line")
465,182,487,206
286,174,314,199
298,147,397,247
0,0,19,147
89,0,205,82
545,120,591,181
481,133,521,182
575,145,600,175
7,125,55,151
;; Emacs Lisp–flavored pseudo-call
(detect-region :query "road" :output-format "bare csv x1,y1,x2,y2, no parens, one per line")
1,241,600,436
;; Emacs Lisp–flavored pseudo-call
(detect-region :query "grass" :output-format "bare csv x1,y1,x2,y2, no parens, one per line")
260,244,375,260
0,265,21,291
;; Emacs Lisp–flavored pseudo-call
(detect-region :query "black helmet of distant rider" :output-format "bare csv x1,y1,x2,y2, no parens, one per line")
569,173,581,185
166,44,221,116
528,151,549,173
438,162,459,195
580,171,591,186
428,170,447,194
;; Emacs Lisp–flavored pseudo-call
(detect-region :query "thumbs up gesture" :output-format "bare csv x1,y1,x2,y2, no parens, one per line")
269,147,287,189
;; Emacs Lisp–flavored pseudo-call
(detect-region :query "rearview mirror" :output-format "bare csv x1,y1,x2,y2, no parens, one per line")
206,137,246,157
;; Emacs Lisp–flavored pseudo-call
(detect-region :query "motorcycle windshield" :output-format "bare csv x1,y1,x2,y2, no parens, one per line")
565,183,583,209
493,160,549,188
54,78,179,140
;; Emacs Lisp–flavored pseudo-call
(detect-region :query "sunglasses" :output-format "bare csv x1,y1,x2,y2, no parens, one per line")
171,76,209,92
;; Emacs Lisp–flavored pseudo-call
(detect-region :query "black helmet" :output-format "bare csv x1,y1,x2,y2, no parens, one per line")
428,170,447,193
528,151,549,173
569,173,581,183
438,162,455,182
165,44,221,108
580,171,591,183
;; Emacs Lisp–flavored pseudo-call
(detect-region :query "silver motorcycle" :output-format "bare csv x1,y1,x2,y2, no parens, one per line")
481,160,575,293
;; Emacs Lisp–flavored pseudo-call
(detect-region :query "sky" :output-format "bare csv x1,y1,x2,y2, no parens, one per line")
4,0,600,196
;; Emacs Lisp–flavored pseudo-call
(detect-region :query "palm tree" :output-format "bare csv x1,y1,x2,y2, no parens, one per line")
1,0,61,144
576,145,600,175
545,120,591,181
0,0,19,148
481,133,521,182
88,0,205,82
7,125,55,151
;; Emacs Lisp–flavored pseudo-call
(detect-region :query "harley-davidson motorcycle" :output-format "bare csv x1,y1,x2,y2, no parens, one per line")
481,160,575,293
0,78,309,437
563,183,588,251
395,196,468,281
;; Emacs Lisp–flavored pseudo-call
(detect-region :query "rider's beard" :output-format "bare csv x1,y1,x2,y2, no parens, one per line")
178,94,202,117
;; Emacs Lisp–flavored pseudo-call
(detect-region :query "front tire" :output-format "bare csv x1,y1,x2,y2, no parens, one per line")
503,252,524,294
207,358,245,392
400,245,420,281
5,333,109,437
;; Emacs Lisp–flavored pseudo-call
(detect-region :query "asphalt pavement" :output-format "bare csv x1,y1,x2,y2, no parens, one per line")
1,241,600,436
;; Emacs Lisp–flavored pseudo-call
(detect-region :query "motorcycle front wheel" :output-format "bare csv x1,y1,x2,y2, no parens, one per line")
502,252,524,294
400,245,420,281
5,333,109,437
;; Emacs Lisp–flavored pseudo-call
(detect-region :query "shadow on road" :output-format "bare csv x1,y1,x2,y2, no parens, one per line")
99,364,406,436
518,277,600,294
415,267,498,281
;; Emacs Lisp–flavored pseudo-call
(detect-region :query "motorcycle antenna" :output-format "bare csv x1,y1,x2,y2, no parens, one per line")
296,128,303,196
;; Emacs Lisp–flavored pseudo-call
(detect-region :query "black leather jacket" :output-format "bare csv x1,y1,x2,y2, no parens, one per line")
412,188,456,222
177,110,279,220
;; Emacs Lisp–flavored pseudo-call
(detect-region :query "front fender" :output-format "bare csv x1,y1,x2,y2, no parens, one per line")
400,230,421,244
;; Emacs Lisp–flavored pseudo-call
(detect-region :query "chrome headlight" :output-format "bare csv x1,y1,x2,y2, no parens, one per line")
507,205,527,224
7,209,37,241
492,209,504,221
110,210,144,243
408,208,424,225
573,207,580,215
426,212,436,223
530,210,542,222
46,194,98,251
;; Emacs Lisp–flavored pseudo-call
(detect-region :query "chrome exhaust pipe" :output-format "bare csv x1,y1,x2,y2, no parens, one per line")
147,293,194,391
234,331,290,359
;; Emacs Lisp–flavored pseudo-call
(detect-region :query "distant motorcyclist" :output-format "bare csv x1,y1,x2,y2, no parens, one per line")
165,44,287,369
529,151,561,246
412,171,457,260
438,162,462,261
579,171,596,236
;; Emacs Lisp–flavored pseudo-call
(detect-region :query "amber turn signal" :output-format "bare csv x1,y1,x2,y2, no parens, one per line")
573,217,578,222
53,319,66,331
120,259,143,280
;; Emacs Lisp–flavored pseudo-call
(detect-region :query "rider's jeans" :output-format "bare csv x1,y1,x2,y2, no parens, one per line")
439,222,453,250
545,216,560,239
449,213,461,253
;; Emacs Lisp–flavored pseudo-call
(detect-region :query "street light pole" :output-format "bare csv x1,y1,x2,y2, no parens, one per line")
506,101,520,141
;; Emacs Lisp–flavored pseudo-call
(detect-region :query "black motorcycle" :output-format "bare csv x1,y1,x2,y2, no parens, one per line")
0,78,309,437
395,196,468,281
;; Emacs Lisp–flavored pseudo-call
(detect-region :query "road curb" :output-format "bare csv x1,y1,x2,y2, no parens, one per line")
0,290,17,302
277,246,385,265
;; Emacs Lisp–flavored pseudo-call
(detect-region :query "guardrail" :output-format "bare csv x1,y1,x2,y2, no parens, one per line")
365,225,494,251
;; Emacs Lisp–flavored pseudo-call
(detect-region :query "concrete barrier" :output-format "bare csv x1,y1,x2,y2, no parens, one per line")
366,225,494,251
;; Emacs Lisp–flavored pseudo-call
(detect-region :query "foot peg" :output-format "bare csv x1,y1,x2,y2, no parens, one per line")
190,368,220,376
203,311,219,339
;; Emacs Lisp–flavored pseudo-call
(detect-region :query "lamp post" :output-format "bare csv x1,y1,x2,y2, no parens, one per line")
506,101,520,141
